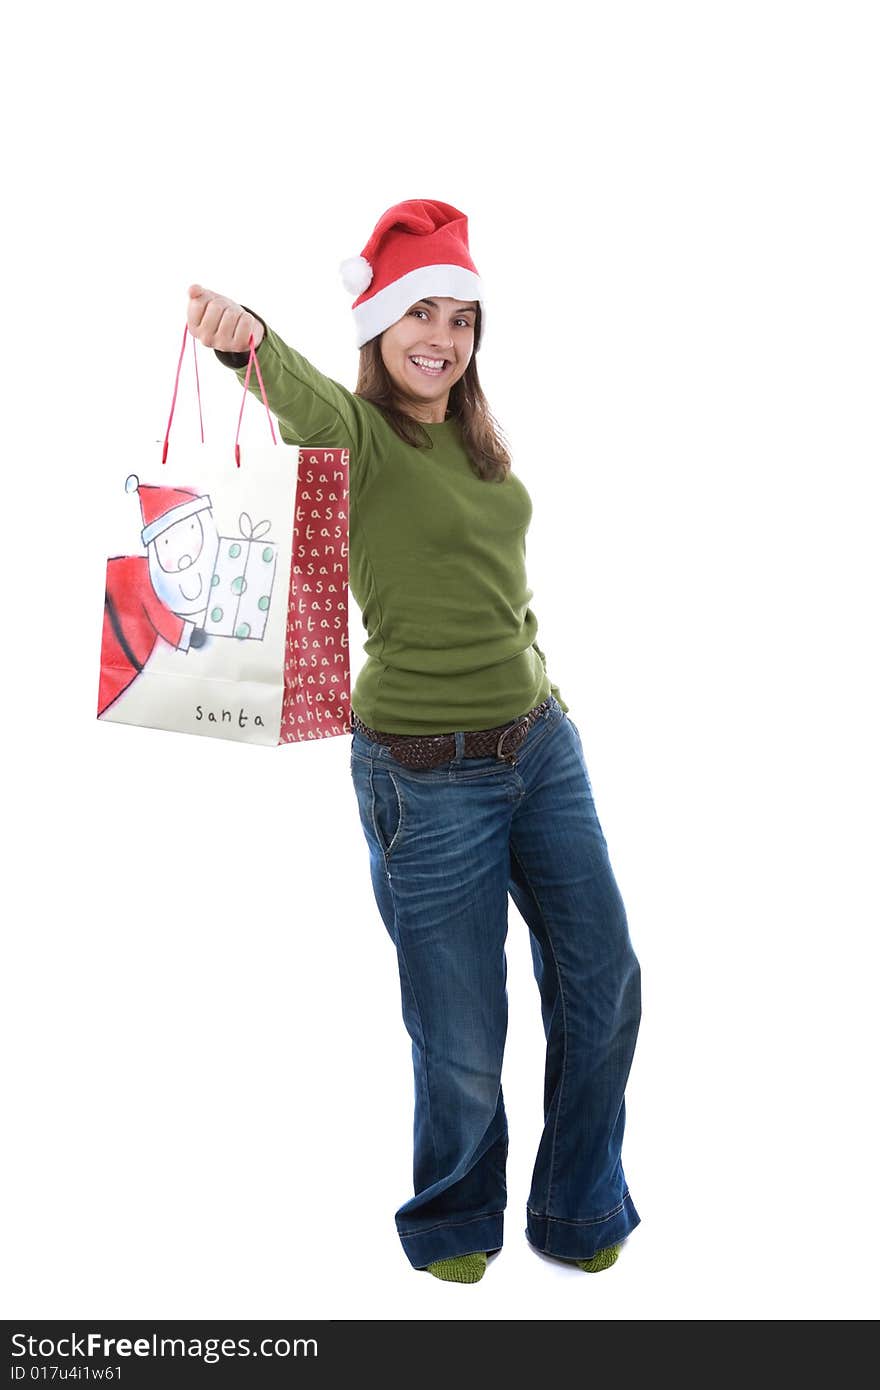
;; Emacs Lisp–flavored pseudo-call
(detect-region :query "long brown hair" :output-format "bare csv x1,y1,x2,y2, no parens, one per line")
352,305,512,484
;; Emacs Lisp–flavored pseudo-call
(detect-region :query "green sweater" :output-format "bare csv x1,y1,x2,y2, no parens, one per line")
215,315,568,734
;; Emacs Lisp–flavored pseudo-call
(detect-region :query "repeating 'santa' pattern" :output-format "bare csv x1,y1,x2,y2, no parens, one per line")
280,447,351,744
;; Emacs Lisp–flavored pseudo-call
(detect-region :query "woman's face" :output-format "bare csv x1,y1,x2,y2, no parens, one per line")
380,296,477,422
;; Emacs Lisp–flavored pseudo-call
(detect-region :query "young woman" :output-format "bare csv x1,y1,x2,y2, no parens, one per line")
188,198,642,1284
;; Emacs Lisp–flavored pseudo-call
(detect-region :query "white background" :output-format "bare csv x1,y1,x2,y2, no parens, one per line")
2,0,877,1322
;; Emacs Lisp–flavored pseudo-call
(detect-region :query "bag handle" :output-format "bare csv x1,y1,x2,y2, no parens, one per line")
162,322,278,468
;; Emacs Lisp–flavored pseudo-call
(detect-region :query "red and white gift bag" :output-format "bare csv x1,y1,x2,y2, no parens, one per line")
97,326,351,747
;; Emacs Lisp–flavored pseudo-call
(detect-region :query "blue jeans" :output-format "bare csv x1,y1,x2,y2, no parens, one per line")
349,695,641,1268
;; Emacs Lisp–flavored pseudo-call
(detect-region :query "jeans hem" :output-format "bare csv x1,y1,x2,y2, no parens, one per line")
398,1211,505,1270
525,1192,640,1260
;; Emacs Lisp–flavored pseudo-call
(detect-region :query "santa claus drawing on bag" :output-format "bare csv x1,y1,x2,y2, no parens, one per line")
97,474,220,716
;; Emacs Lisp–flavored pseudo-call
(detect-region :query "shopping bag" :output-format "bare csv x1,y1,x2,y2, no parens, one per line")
96,325,352,747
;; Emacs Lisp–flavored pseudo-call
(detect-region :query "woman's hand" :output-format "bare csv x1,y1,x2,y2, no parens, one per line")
186,284,265,352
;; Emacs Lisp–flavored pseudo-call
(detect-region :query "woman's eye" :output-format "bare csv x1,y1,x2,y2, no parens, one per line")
410,309,471,327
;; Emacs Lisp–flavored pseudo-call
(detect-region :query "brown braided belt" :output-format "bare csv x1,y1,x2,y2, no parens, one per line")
350,695,554,769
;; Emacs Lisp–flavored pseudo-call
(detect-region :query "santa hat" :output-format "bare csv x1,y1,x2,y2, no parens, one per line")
339,198,485,349
125,474,213,548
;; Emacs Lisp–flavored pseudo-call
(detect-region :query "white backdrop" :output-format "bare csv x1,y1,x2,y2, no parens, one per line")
2,0,877,1322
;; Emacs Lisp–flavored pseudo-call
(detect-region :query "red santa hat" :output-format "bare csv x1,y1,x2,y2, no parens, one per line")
339,198,485,349
125,474,213,548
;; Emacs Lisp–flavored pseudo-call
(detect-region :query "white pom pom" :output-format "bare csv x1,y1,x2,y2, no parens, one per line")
125,474,139,493
339,255,373,297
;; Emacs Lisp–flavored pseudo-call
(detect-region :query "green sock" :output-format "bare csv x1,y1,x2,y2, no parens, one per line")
575,1243,620,1272
425,1252,487,1283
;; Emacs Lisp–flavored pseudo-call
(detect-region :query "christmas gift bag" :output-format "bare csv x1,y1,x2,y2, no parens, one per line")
96,325,352,747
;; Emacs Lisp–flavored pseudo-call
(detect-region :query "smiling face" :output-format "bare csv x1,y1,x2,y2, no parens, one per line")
380,296,477,423
147,509,220,618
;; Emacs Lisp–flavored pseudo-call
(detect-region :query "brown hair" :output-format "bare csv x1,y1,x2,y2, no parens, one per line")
352,305,512,484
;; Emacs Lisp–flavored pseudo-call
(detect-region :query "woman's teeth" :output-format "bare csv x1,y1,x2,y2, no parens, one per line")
410,356,448,377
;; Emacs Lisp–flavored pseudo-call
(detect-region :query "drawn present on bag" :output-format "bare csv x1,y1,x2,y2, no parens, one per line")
202,513,278,642
97,475,278,718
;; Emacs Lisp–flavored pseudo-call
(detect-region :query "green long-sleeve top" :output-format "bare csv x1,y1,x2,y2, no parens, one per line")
215,313,568,734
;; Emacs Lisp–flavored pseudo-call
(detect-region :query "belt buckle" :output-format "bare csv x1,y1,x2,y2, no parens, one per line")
496,715,530,764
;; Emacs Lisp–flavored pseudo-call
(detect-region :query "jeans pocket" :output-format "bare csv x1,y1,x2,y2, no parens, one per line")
563,716,600,808
369,764,406,859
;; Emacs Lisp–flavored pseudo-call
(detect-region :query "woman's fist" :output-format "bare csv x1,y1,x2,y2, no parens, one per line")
186,284,264,352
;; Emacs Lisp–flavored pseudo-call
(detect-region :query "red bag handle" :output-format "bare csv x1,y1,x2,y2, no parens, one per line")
162,323,278,469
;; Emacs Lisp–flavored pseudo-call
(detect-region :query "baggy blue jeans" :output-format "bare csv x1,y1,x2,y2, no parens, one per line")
349,695,641,1268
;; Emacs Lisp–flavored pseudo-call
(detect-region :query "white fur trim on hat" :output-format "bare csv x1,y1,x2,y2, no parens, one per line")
350,264,484,349
141,494,213,549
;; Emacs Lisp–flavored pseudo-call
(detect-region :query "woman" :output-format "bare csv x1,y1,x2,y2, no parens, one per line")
188,198,642,1284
